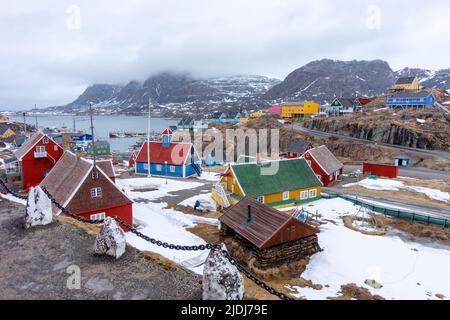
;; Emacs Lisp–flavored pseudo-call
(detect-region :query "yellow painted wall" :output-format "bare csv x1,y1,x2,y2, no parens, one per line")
240,117,249,123
221,168,244,197
0,128,15,139
249,111,265,118
394,79,420,91
281,101,319,118
262,186,321,205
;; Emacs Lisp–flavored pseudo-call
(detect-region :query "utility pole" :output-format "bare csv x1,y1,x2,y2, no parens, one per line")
34,104,38,131
147,98,152,178
89,102,97,177
22,112,26,135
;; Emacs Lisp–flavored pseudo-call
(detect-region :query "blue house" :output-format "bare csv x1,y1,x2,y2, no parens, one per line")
135,129,202,178
209,112,241,123
387,92,436,110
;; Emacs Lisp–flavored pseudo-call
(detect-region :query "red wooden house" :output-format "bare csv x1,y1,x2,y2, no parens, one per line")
282,139,314,159
363,163,398,179
303,146,344,187
40,151,133,227
12,131,64,190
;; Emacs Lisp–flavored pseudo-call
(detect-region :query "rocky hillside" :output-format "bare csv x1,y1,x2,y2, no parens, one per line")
302,110,450,150
265,59,450,104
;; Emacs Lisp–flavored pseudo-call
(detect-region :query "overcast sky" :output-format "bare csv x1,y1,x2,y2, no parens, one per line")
1,0,450,110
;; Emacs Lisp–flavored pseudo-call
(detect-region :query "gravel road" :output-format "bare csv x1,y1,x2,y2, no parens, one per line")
0,198,202,300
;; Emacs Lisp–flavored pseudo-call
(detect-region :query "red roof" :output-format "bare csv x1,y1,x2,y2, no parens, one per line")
162,128,173,135
136,141,192,165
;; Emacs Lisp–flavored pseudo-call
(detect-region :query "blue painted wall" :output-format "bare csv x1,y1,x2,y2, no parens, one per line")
135,162,201,177
387,94,435,106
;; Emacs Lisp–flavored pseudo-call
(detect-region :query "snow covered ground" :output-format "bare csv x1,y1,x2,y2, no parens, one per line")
287,198,450,300
0,193,27,205
116,177,204,201
179,192,217,212
196,171,221,182
344,178,450,204
117,177,218,274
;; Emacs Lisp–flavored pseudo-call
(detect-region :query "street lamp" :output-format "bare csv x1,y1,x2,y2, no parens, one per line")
164,161,168,184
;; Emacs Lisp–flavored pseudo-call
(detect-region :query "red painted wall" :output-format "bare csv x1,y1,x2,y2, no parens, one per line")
303,152,341,187
363,163,398,178
21,136,64,190
78,203,133,231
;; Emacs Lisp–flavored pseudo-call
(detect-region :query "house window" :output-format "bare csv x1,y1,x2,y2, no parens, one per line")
5,162,19,174
36,146,45,153
42,137,49,144
329,174,333,182
316,174,322,181
300,191,309,200
169,165,176,173
309,189,317,198
54,145,58,151
283,191,289,201
257,196,264,203
307,160,311,166
90,212,105,221
156,164,162,171
90,187,102,198
91,171,98,179
143,163,149,170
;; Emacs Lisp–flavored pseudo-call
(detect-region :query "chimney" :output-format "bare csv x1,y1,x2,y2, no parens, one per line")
247,205,252,223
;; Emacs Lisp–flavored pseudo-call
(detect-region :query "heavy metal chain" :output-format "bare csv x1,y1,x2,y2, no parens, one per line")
0,179,28,200
9,185,293,300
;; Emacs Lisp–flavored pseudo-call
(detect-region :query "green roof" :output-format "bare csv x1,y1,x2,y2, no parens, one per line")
231,158,321,197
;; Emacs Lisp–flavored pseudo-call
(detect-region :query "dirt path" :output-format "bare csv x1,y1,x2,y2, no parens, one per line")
0,198,202,300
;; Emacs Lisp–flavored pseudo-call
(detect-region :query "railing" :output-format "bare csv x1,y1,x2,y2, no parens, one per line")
213,183,230,208
34,151,47,158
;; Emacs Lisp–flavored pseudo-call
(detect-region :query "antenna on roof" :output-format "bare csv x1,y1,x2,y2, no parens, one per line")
89,102,97,177
147,97,152,178
34,104,38,130
22,112,26,135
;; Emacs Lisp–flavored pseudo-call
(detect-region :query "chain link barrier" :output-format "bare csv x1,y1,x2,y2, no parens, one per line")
0,179,28,200
3,183,293,300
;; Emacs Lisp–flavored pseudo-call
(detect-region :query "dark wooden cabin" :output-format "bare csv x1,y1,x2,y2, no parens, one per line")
219,197,320,268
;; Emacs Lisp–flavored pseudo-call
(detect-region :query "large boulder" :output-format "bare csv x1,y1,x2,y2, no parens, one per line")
94,217,126,259
202,246,244,300
24,186,53,229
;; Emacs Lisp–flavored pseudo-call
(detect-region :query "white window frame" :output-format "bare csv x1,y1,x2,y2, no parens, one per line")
300,190,309,200
156,164,162,171
169,165,175,173
42,137,49,144
309,189,317,198
257,196,264,204
143,163,149,170
54,145,58,151
36,146,45,153
316,174,322,181
307,160,311,166
90,212,105,221
282,191,289,201
329,174,333,182
90,187,102,198
5,162,19,174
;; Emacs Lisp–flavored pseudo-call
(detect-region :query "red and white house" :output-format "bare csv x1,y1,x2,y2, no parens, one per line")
303,146,344,187
10,131,64,191
282,139,314,159
40,151,133,228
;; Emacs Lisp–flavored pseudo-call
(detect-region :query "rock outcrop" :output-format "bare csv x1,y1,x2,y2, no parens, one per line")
94,217,126,259
202,246,244,300
25,187,53,229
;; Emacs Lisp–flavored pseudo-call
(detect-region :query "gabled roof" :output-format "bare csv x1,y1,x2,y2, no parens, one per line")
395,76,417,85
287,139,312,154
305,146,343,175
13,132,46,160
136,141,193,165
335,98,355,108
162,128,173,135
212,112,225,119
231,158,321,198
97,160,115,179
219,197,318,249
40,151,131,215
281,101,308,106
0,123,14,135
389,91,433,99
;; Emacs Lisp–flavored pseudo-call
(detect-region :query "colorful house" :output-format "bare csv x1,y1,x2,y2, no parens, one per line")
135,129,202,178
240,110,266,123
268,105,282,116
282,139,314,158
303,146,344,187
325,98,356,116
209,112,242,123
40,151,133,227
280,101,319,118
212,158,322,209
5,131,64,190
219,197,320,268
0,123,15,140
392,76,420,92
86,140,111,156
386,92,436,110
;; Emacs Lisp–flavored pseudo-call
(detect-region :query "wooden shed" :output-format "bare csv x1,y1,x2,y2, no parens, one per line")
363,163,398,179
219,197,320,268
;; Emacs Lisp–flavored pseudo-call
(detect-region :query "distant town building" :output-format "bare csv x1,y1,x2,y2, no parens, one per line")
392,76,420,92
0,123,15,140
386,92,436,110
282,139,314,159
303,146,344,187
209,112,242,123
325,98,356,116
280,101,319,119
240,110,266,123
394,155,411,168
268,105,282,116
87,140,111,156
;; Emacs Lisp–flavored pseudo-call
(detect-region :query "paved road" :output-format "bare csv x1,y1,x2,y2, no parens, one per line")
343,164,450,182
0,198,202,300
294,124,450,160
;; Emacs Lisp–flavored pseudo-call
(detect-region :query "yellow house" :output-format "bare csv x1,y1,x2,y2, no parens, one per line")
0,124,15,139
240,110,265,123
212,158,322,209
393,76,421,91
280,101,319,118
